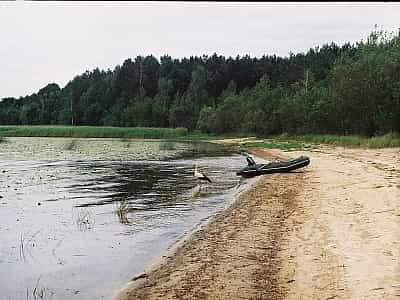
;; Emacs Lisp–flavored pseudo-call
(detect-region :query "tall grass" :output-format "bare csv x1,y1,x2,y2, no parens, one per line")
0,125,188,139
1,125,398,148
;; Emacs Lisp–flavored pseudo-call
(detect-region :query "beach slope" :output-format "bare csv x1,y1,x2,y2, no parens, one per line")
115,146,400,300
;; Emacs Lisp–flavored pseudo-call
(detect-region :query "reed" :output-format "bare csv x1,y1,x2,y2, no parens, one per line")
0,125,188,139
116,197,131,225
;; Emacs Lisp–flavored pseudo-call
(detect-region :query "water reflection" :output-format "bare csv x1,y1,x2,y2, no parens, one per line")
69,162,193,207
56,141,239,227
0,138,251,300
66,160,233,226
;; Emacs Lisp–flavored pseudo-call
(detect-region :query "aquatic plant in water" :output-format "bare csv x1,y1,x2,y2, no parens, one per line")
116,197,131,225
64,139,79,151
159,141,177,151
76,209,95,231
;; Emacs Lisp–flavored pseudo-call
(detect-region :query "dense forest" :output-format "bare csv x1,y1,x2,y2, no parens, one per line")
1,29,399,136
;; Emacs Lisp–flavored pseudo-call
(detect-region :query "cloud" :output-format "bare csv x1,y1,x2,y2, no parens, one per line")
0,2,399,98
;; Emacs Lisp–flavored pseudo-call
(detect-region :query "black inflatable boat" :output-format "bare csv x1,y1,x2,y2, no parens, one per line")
237,155,310,178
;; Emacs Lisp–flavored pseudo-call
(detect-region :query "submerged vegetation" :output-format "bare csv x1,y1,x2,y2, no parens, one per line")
159,141,177,150
116,197,131,225
0,29,399,141
64,139,79,150
76,209,95,231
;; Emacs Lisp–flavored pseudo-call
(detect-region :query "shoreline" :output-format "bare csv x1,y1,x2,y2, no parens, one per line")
114,148,297,299
125,174,263,283
113,151,268,299
114,144,399,299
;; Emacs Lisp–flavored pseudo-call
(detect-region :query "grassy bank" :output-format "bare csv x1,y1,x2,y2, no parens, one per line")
0,125,188,139
240,133,400,150
0,126,398,149
178,131,252,141
241,140,314,151
272,133,400,149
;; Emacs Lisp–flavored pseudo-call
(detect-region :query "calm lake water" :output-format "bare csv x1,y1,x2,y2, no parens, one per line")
0,138,260,300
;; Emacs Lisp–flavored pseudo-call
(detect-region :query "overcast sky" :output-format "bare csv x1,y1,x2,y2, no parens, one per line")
1,1,399,99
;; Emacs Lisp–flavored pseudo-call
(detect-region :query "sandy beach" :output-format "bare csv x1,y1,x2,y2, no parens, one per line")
115,145,400,300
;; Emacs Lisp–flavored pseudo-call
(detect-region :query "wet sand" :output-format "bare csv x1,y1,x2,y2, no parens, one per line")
115,145,400,299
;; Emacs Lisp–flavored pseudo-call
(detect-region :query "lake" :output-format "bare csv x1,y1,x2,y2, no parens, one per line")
0,137,260,300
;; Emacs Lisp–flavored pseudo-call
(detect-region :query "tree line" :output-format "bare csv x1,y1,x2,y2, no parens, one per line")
1,29,399,136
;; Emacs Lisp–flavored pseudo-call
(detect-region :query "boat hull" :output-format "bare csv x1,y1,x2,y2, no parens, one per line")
237,155,310,178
